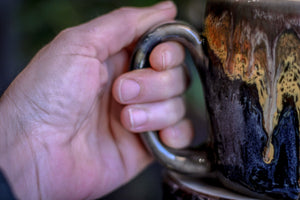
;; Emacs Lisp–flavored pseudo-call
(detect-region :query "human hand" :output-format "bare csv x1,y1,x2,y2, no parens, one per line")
0,1,192,199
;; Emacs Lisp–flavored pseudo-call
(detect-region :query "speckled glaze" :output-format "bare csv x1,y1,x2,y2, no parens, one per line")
131,1,300,199
203,1,300,199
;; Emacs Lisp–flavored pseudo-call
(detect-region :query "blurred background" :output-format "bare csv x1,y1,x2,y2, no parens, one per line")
0,0,207,199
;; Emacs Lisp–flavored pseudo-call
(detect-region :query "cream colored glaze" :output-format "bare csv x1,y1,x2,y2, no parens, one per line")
204,12,300,164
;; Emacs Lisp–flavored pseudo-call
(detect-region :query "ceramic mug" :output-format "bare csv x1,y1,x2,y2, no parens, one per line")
131,0,300,199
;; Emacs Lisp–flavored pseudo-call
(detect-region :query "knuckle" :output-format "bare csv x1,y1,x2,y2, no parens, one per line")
164,97,185,123
173,97,186,116
51,27,98,58
51,27,83,51
56,27,78,41
160,71,173,85
114,7,136,22
113,7,137,31
159,71,177,97
117,6,135,14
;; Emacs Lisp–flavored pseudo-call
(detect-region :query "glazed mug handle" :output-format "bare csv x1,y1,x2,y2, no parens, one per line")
130,21,211,176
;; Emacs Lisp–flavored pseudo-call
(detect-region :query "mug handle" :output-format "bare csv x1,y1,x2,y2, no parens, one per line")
130,21,211,176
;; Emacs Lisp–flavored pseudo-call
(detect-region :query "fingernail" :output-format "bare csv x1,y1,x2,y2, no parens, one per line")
128,108,148,129
154,1,174,10
162,50,171,70
120,79,140,102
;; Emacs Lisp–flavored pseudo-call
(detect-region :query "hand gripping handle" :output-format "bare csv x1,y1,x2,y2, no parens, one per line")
130,21,211,176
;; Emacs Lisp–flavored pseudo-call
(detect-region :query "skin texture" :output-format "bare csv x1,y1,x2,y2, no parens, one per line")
0,2,193,200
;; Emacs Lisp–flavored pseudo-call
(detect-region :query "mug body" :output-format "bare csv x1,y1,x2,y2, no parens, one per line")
201,0,300,199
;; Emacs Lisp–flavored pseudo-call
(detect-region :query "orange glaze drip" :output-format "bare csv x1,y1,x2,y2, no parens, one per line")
204,11,300,164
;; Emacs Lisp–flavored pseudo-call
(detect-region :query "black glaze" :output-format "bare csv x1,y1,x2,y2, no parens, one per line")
201,1,300,199
200,42,300,199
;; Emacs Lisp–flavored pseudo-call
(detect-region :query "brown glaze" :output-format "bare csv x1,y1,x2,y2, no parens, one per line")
204,0,300,164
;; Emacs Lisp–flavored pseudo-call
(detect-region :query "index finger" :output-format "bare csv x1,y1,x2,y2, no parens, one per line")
149,41,185,71
76,1,177,62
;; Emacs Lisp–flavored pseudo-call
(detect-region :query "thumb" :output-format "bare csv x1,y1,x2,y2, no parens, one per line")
75,1,177,61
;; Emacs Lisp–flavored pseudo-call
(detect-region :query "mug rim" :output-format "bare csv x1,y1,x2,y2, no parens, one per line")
207,0,300,16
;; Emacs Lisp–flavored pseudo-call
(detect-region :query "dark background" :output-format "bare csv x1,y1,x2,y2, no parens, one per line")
0,0,207,199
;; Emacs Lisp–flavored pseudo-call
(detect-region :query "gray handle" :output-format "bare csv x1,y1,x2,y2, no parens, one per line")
130,21,211,176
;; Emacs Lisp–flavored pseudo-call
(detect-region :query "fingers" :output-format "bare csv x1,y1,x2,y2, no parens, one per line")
149,42,185,71
113,40,186,104
120,96,194,149
66,1,177,61
159,119,194,149
121,97,185,132
113,66,187,104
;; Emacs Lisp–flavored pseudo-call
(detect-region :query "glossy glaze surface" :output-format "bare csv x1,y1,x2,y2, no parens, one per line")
202,1,300,199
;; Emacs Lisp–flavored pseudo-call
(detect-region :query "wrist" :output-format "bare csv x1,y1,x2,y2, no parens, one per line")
0,91,40,199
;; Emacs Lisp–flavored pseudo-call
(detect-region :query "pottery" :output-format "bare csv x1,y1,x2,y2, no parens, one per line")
131,0,300,199
163,172,259,200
